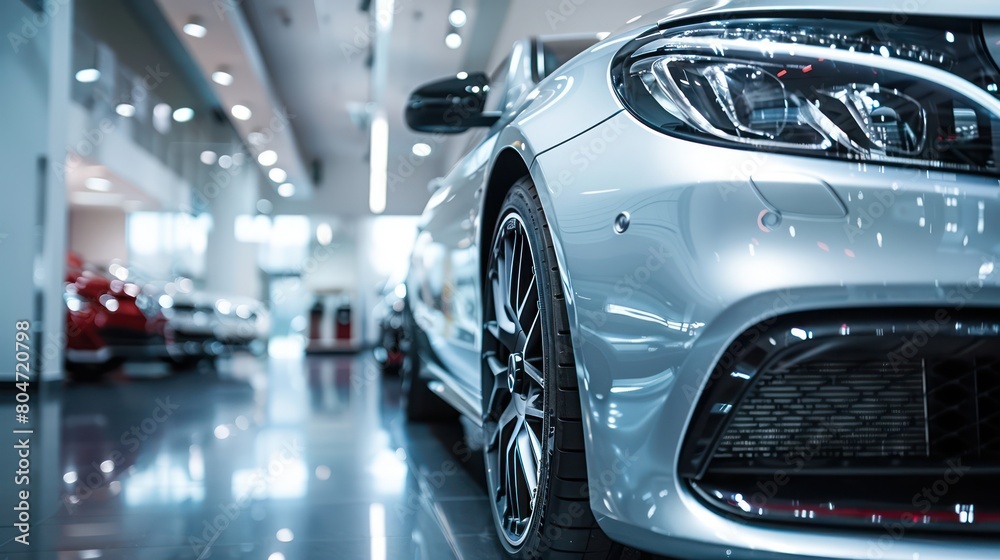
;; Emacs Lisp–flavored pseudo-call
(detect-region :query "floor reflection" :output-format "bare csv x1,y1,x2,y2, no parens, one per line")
0,354,506,559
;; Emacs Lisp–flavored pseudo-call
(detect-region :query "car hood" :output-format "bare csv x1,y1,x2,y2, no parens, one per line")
617,0,1000,34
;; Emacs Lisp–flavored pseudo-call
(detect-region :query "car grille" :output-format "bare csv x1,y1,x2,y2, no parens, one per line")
928,356,1000,459
682,309,1000,532
711,352,1000,467
713,360,928,462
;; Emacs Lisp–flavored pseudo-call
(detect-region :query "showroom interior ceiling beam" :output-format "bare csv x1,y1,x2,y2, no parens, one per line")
460,0,511,72
235,0,496,216
367,0,393,214
154,0,313,200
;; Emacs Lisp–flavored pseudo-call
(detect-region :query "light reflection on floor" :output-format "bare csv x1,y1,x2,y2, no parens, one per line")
0,353,506,560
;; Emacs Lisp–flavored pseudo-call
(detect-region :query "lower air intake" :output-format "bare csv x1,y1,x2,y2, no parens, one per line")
681,308,1000,532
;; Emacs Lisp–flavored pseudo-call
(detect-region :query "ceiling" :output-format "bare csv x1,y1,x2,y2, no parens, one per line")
241,0,491,216
157,0,670,216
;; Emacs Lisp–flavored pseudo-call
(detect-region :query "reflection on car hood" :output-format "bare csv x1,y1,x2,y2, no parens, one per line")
617,0,1000,35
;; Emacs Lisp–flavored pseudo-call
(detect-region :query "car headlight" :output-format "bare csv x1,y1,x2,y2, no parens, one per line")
613,18,1000,175
64,293,90,313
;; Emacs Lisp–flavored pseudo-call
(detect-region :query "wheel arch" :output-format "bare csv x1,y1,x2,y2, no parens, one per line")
477,140,595,429
478,146,535,290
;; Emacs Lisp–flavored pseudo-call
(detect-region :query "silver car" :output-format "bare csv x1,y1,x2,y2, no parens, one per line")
403,2,1000,558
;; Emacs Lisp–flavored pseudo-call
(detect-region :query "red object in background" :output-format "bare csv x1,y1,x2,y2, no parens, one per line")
335,304,351,342
64,254,169,373
308,301,323,341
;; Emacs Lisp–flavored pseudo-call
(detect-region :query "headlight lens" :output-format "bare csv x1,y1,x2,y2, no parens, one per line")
614,18,1000,175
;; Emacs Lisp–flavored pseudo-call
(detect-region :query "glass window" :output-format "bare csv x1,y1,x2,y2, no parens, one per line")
483,55,511,114
539,37,598,80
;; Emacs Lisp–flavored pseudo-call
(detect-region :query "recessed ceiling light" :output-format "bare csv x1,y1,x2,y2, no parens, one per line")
84,177,113,192
448,9,467,27
412,142,432,157
275,528,294,543
268,168,287,183
231,104,252,121
70,191,124,206
257,150,278,166
115,103,135,117
456,71,468,80
200,150,217,165
445,33,462,49
277,183,295,197
182,17,207,38
173,107,195,122
316,223,333,245
153,103,172,133
256,199,273,214
75,68,100,83
211,68,233,86
219,155,233,169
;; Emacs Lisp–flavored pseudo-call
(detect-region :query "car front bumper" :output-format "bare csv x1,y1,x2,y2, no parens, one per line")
529,109,1000,559
66,335,171,364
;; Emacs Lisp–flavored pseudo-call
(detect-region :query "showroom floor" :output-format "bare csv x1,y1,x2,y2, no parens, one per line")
0,354,509,559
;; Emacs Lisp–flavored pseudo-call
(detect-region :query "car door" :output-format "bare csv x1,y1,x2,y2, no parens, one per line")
408,48,528,394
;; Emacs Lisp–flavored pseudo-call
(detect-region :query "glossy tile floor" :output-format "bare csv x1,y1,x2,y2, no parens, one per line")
0,354,512,560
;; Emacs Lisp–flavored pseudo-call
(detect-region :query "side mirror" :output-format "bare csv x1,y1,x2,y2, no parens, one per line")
405,72,500,133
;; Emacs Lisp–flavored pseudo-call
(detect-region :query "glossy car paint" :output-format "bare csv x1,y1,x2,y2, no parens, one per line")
64,267,169,364
406,2,1000,558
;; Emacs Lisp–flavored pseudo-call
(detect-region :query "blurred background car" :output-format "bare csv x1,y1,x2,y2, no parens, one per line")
66,256,270,378
64,253,171,379
372,281,407,375
143,279,270,369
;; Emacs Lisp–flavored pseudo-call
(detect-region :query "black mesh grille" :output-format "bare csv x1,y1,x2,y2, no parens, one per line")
714,361,927,461
710,349,1000,468
926,355,1000,458
683,309,1000,532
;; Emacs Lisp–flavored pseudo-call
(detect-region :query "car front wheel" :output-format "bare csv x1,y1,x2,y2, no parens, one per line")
482,177,616,558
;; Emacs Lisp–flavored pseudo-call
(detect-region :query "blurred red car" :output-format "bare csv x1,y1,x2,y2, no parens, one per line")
64,254,171,376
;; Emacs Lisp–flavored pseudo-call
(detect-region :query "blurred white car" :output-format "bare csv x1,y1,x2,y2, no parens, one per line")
150,279,270,361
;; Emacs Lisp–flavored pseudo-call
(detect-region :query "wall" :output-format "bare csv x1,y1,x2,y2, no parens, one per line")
68,207,127,266
0,0,72,381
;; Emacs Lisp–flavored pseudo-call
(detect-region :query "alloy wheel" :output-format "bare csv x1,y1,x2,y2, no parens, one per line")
483,212,546,547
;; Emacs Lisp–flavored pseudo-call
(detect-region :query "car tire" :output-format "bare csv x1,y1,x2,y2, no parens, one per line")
482,177,615,558
66,358,122,382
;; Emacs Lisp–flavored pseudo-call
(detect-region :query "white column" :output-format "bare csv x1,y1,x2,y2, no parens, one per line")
0,0,73,381
203,162,262,300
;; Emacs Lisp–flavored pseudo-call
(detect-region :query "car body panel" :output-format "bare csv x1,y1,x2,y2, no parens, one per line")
530,111,1000,558
616,0,1000,38
408,34,623,394
410,38,558,396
